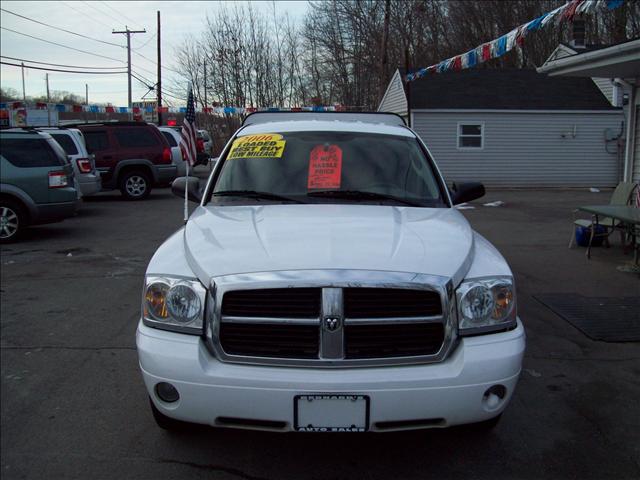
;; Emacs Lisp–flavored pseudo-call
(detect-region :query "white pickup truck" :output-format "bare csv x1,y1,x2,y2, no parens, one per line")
137,112,525,433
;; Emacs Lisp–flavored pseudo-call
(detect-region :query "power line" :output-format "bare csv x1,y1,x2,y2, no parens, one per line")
99,1,146,30
60,1,111,29
131,71,154,88
81,1,124,26
133,32,156,51
130,62,157,77
132,49,182,75
1,55,127,70
131,70,155,84
1,61,126,74
0,7,126,48
0,26,126,65
129,71,183,102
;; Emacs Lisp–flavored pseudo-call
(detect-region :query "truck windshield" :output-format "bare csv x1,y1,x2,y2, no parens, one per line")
211,131,446,207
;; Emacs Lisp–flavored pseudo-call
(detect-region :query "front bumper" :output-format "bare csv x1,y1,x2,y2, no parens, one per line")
137,319,525,432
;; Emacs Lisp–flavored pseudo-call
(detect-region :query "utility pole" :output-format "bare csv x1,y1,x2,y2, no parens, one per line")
85,84,88,105
156,11,162,125
113,26,146,108
21,62,26,101
46,73,51,125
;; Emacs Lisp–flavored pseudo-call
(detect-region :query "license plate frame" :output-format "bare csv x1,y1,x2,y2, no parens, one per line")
294,394,370,432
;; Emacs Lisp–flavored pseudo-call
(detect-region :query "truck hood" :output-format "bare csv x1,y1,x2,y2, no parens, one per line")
184,204,474,285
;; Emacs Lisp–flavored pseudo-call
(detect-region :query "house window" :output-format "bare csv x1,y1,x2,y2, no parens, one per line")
457,123,483,149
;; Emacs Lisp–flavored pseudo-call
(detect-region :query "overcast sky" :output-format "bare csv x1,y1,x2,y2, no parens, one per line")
0,1,309,106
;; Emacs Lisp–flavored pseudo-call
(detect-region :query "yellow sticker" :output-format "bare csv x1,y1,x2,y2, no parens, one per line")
228,133,286,160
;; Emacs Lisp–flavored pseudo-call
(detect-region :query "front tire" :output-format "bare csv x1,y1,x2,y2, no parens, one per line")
119,170,152,200
0,199,26,243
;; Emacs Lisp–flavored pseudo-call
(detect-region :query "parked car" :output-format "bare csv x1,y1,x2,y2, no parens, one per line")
166,126,210,167
73,122,176,200
158,126,187,176
197,129,213,157
37,127,101,197
137,112,525,432
0,130,79,243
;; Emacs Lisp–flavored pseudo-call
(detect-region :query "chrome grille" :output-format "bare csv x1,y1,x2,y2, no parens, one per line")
221,288,321,318
220,323,319,358
344,323,444,358
344,288,442,318
212,271,453,367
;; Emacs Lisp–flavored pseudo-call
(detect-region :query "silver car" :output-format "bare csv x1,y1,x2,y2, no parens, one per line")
158,126,187,176
38,127,101,197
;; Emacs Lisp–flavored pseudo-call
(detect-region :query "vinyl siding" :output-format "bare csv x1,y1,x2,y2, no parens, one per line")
412,110,623,187
378,70,407,117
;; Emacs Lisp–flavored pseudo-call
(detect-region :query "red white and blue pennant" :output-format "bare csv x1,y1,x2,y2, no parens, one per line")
406,0,625,82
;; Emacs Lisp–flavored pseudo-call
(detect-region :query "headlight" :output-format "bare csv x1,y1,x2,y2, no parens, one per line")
456,277,516,335
142,276,207,334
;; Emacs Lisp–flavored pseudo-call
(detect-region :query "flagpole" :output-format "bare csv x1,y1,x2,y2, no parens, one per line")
184,161,189,223
182,85,195,224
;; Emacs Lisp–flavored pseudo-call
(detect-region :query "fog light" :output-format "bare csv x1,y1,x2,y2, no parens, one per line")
155,382,180,403
482,385,507,411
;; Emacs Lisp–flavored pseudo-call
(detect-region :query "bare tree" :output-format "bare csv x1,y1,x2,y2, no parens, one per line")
170,0,639,112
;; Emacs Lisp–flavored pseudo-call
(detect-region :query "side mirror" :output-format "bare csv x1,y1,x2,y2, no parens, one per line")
450,182,485,205
172,176,202,203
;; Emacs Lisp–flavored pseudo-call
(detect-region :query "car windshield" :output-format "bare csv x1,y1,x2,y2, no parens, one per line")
210,131,446,207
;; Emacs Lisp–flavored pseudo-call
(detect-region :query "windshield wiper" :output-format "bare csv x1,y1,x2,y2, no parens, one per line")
212,190,304,204
307,190,422,207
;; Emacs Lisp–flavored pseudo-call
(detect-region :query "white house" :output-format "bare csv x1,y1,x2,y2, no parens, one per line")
538,38,640,185
378,67,624,188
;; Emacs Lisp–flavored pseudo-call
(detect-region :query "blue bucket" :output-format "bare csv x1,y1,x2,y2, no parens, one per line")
575,225,607,247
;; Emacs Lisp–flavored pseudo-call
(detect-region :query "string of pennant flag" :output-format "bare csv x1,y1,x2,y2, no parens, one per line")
0,102,350,115
406,0,625,82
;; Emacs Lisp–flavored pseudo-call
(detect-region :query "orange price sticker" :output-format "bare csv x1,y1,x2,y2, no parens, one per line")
307,144,343,190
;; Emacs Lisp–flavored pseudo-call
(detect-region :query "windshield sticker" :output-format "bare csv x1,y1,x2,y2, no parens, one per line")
307,144,343,190
227,133,286,159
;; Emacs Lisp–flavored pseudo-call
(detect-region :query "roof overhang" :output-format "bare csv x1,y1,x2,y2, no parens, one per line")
537,39,640,79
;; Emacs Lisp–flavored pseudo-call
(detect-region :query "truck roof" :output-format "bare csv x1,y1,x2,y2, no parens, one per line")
239,119,414,138
242,111,406,127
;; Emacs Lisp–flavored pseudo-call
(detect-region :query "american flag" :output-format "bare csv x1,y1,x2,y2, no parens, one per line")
179,88,197,166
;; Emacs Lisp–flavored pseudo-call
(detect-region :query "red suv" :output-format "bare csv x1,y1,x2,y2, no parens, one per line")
75,122,176,200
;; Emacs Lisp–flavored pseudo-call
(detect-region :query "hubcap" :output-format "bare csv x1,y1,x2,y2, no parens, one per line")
0,206,19,239
125,175,147,197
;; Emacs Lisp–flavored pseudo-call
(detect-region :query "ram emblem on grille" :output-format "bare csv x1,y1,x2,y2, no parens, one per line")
323,317,342,332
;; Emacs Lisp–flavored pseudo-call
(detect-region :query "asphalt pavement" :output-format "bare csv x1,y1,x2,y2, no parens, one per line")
1,177,639,480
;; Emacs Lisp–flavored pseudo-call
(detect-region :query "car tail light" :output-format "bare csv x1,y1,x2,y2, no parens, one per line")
162,147,171,163
48,171,69,188
76,158,92,173
196,138,204,153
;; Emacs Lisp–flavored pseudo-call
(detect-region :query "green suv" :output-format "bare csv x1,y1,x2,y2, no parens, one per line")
0,130,80,243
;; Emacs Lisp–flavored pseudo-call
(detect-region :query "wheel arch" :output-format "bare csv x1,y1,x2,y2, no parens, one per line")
114,160,158,184
0,184,36,224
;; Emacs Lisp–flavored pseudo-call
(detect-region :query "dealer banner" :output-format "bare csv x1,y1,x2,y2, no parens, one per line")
227,134,287,160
